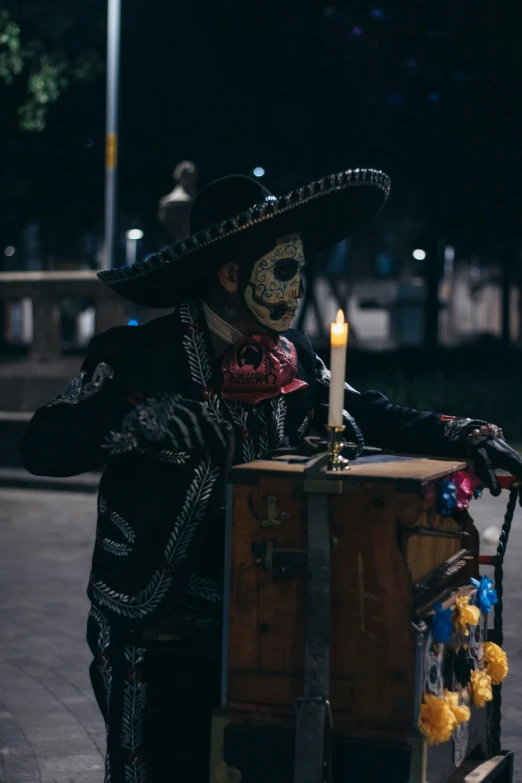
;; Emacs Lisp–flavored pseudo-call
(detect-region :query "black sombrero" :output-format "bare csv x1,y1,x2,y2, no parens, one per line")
98,168,391,308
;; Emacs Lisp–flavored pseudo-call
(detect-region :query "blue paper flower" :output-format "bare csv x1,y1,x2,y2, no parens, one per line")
432,602,453,643
437,481,457,516
474,483,483,499
470,575,498,614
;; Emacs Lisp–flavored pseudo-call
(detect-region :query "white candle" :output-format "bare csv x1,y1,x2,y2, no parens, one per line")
328,309,348,427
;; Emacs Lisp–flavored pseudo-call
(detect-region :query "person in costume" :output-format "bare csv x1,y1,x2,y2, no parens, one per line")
22,170,522,782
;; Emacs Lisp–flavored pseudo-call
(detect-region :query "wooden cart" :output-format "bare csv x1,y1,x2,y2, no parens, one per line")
210,451,515,783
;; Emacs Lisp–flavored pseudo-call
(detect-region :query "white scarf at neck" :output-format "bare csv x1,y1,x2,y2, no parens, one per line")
201,300,243,346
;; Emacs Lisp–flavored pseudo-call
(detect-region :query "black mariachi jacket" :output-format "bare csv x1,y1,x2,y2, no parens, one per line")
22,299,469,632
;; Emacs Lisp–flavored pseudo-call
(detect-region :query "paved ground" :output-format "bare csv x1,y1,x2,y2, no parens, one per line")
0,489,104,783
0,484,521,782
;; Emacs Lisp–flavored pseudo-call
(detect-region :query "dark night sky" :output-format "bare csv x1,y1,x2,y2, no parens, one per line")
1,0,521,259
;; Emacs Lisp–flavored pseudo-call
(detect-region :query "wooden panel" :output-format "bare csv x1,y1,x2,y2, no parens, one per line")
225,459,482,745
227,477,307,679
230,456,468,484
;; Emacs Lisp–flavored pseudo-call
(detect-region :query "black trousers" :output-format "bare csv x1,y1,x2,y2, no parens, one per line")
87,608,222,783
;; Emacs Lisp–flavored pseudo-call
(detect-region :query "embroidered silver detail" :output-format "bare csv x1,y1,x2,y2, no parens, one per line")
89,606,113,783
270,396,287,449
255,404,270,458
99,497,136,542
48,362,115,406
121,646,147,783
224,400,257,462
99,169,391,285
181,299,223,422
181,300,212,387
156,450,190,464
103,420,140,455
315,355,359,393
99,537,133,557
91,460,220,618
298,411,312,439
183,574,223,603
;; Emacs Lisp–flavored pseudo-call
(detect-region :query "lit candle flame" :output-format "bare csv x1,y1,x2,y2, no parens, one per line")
336,309,344,325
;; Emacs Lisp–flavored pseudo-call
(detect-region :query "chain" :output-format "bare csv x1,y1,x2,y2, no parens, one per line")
489,485,519,755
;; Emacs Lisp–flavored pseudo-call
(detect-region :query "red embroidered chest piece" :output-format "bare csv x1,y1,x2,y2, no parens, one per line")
220,334,309,405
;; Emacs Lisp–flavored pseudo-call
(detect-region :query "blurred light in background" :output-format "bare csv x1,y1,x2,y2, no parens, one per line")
370,8,384,18
85,138,94,147
444,245,455,263
351,27,363,36
253,167,265,178
4,246,15,257
126,229,144,240
412,248,426,261
125,229,144,267
128,319,138,326
429,92,440,102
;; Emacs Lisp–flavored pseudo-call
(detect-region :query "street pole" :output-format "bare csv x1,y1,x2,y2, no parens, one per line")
101,0,121,271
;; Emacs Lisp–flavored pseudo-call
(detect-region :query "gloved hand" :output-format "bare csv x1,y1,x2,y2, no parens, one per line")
105,392,234,462
468,433,522,498
444,418,522,499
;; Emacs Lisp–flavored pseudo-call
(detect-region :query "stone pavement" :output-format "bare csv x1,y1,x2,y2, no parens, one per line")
0,484,521,782
0,488,104,783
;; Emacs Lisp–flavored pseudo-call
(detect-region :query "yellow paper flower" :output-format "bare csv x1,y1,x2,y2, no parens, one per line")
444,689,471,726
470,670,493,707
419,694,457,745
484,642,509,685
453,595,481,635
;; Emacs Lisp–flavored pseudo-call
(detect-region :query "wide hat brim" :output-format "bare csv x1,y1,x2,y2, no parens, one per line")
99,168,390,308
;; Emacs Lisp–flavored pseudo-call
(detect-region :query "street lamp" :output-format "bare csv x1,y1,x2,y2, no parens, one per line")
101,0,122,271
125,229,144,267
412,248,426,261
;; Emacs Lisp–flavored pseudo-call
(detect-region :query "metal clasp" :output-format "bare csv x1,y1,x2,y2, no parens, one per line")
253,541,307,578
261,495,290,528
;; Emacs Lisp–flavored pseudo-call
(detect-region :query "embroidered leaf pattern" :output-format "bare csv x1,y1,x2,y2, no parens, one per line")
203,391,223,422
298,412,312,438
179,299,200,325
122,647,147,782
181,299,212,388
101,538,133,557
270,396,287,448
99,497,136,542
93,570,172,619
183,574,223,603
224,400,248,428
91,460,219,619
183,329,212,387
164,460,220,564
156,450,189,464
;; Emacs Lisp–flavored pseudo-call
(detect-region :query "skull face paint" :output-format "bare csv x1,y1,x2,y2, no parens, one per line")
244,234,305,332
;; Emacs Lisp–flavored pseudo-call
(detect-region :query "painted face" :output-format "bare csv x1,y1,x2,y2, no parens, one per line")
244,234,305,332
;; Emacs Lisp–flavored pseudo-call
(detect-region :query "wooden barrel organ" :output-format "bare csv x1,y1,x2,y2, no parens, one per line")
211,452,512,783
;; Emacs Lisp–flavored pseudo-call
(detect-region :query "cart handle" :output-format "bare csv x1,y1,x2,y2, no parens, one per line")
478,475,520,566
498,474,517,490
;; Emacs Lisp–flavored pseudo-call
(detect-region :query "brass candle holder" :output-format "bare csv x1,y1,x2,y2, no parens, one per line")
326,425,351,472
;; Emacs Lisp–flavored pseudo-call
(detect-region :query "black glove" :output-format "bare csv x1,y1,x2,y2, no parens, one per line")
105,392,234,462
468,435,522,498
